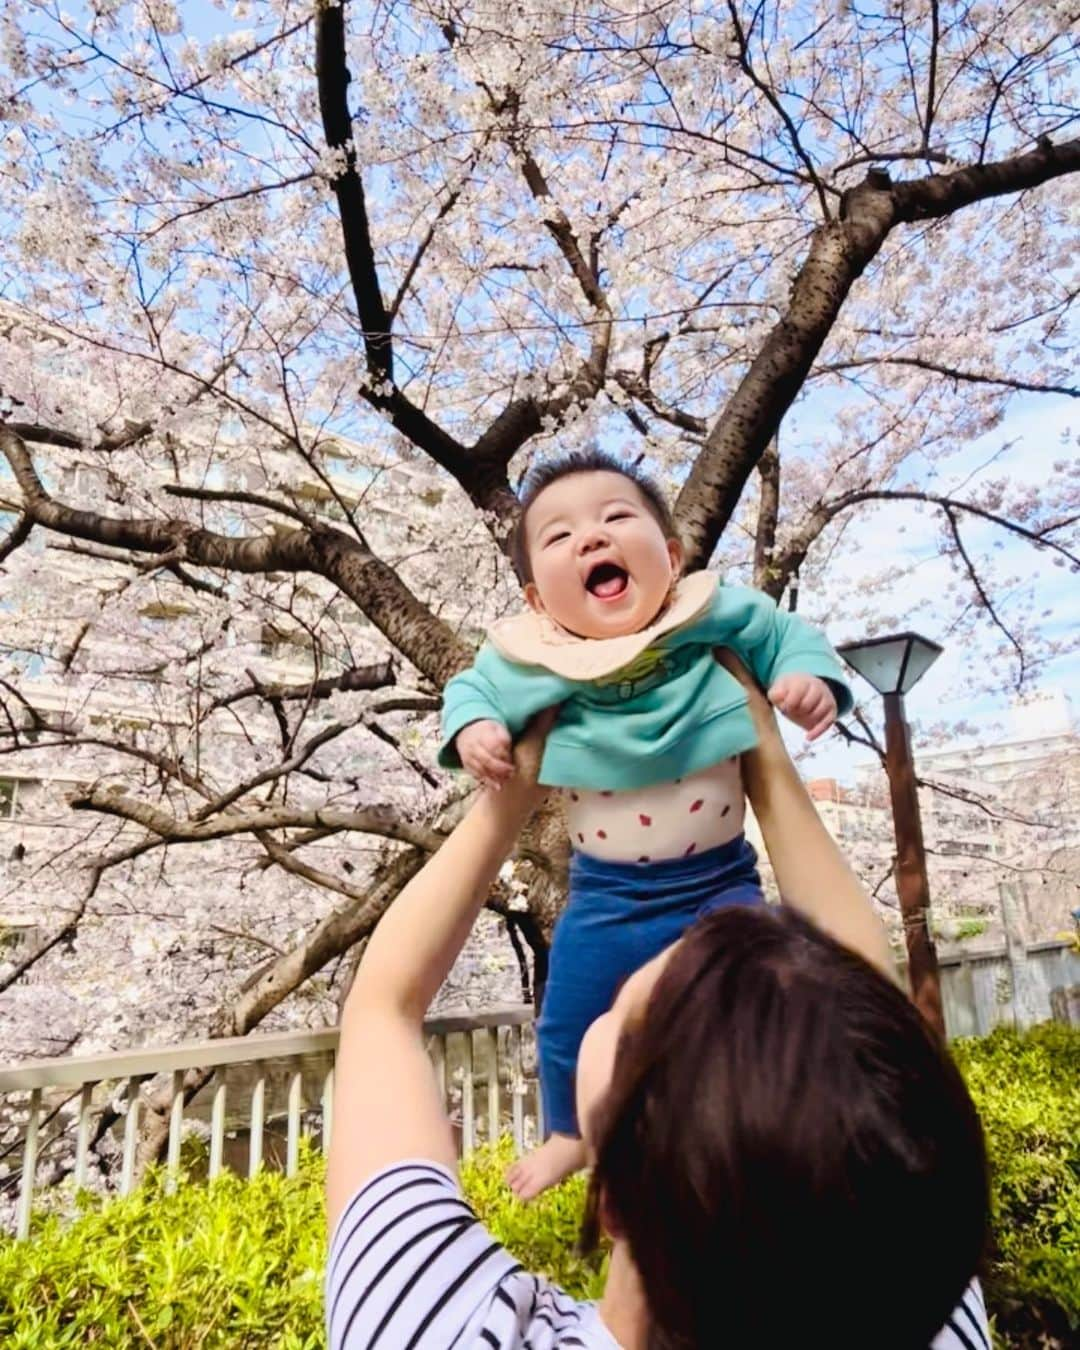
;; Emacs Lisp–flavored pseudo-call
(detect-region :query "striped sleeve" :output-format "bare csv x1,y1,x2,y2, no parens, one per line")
326,1162,606,1349
933,1281,990,1350
326,1160,522,1349
327,1160,985,1350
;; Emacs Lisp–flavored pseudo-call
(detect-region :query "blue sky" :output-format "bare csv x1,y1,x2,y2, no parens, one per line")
6,3,1074,784
791,392,1077,781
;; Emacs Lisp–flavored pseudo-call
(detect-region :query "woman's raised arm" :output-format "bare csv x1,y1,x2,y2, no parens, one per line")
717,649,898,983
326,712,555,1231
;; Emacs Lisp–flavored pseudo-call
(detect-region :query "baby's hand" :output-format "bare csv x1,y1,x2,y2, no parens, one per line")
456,719,514,788
767,674,837,742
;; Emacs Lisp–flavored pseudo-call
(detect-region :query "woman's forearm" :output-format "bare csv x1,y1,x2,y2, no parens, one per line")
719,652,898,981
745,748,897,981
345,781,542,1025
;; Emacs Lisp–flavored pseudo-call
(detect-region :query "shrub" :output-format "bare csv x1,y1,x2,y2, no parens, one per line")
0,1143,328,1348
460,1136,608,1300
953,917,990,942
952,1023,1079,1348
0,1025,1075,1347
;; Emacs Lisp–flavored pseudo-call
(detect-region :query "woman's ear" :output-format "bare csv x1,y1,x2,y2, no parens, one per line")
598,1186,624,1240
525,581,546,615
667,536,684,578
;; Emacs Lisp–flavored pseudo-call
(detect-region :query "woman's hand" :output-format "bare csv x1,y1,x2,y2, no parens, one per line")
491,705,559,812
715,649,790,787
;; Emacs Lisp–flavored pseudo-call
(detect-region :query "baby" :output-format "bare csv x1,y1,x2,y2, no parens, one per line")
439,450,851,1198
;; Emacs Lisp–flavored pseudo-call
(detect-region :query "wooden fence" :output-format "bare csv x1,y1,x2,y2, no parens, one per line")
0,1006,539,1241
927,939,1079,1038
2,939,1077,1241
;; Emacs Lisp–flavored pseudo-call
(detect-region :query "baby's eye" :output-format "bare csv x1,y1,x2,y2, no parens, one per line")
544,530,571,546
606,511,633,523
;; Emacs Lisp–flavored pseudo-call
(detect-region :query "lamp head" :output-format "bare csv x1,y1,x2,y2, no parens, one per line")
836,632,943,697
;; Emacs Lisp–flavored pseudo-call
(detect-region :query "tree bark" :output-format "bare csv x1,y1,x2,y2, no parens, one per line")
752,437,782,596
71,785,447,853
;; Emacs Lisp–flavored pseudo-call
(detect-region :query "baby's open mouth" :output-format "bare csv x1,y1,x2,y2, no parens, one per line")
585,561,629,600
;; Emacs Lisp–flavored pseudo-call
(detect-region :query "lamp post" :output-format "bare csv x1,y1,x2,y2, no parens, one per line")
836,633,945,1038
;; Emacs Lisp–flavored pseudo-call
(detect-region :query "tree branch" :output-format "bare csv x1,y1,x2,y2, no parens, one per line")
816,355,1078,399
461,87,614,533
253,828,372,902
212,659,396,709
387,129,494,321
924,0,941,148
1,426,472,686
752,437,781,594
312,2,516,520
70,784,447,853
942,505,1026,683
7,345,236,456
132,844,429,1172
846,489,1075,565
0,512,32,565
612,369,708,437
5,422,84,450
892,137,1080,223
675,137,1080,568
771,482,1078,618
314,0,392,389
163,482,320,529
0,733,213,800
726,0,831,220
831,148,951,175
0,891,90,996
190,720,352,821
361,715,440,789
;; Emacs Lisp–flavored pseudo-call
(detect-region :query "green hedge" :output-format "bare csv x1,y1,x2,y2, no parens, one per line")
952,1024,1079,1347
0,1024,1075,1348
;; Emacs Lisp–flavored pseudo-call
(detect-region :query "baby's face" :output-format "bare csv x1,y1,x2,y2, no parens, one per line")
523,470,682,639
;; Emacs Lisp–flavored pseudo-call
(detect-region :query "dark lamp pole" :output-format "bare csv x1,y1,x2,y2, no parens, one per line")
837,633,946,1038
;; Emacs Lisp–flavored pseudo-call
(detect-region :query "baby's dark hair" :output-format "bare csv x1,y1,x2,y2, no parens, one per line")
510,449,677,582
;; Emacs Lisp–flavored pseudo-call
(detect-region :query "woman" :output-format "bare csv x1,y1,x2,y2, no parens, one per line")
325,657,990,1349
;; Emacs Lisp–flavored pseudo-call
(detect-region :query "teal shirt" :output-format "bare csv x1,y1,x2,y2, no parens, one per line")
439,583,852,791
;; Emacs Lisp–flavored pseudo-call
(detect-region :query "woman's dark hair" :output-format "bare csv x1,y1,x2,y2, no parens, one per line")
510,450,677,582
582,906,989,1350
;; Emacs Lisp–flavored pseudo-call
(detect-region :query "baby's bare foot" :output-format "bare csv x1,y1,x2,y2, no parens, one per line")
505,1133,587,1201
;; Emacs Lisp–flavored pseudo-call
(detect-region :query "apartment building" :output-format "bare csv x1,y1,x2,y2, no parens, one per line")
802,690,1080,944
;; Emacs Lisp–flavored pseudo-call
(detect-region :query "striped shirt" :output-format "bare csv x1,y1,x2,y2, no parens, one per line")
326,1161,990,1350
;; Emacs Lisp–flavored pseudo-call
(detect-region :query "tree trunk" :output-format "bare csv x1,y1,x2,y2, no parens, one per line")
752,437,782,596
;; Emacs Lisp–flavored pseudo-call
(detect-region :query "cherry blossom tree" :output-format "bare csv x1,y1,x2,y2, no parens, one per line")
0,0,1077,1171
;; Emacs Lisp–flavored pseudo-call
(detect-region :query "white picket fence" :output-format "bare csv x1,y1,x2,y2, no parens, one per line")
0,1005,540,1241
4,938,1077,1243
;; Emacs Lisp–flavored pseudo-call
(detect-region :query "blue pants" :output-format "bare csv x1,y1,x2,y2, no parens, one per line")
537,833,764,1137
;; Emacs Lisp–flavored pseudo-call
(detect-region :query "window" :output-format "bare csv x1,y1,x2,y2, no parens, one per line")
0,779,32,819
293,480,357,522
140,602,196,630
5,651,45,678
939,840,993,857
259,624,310,662
324,455,376,489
